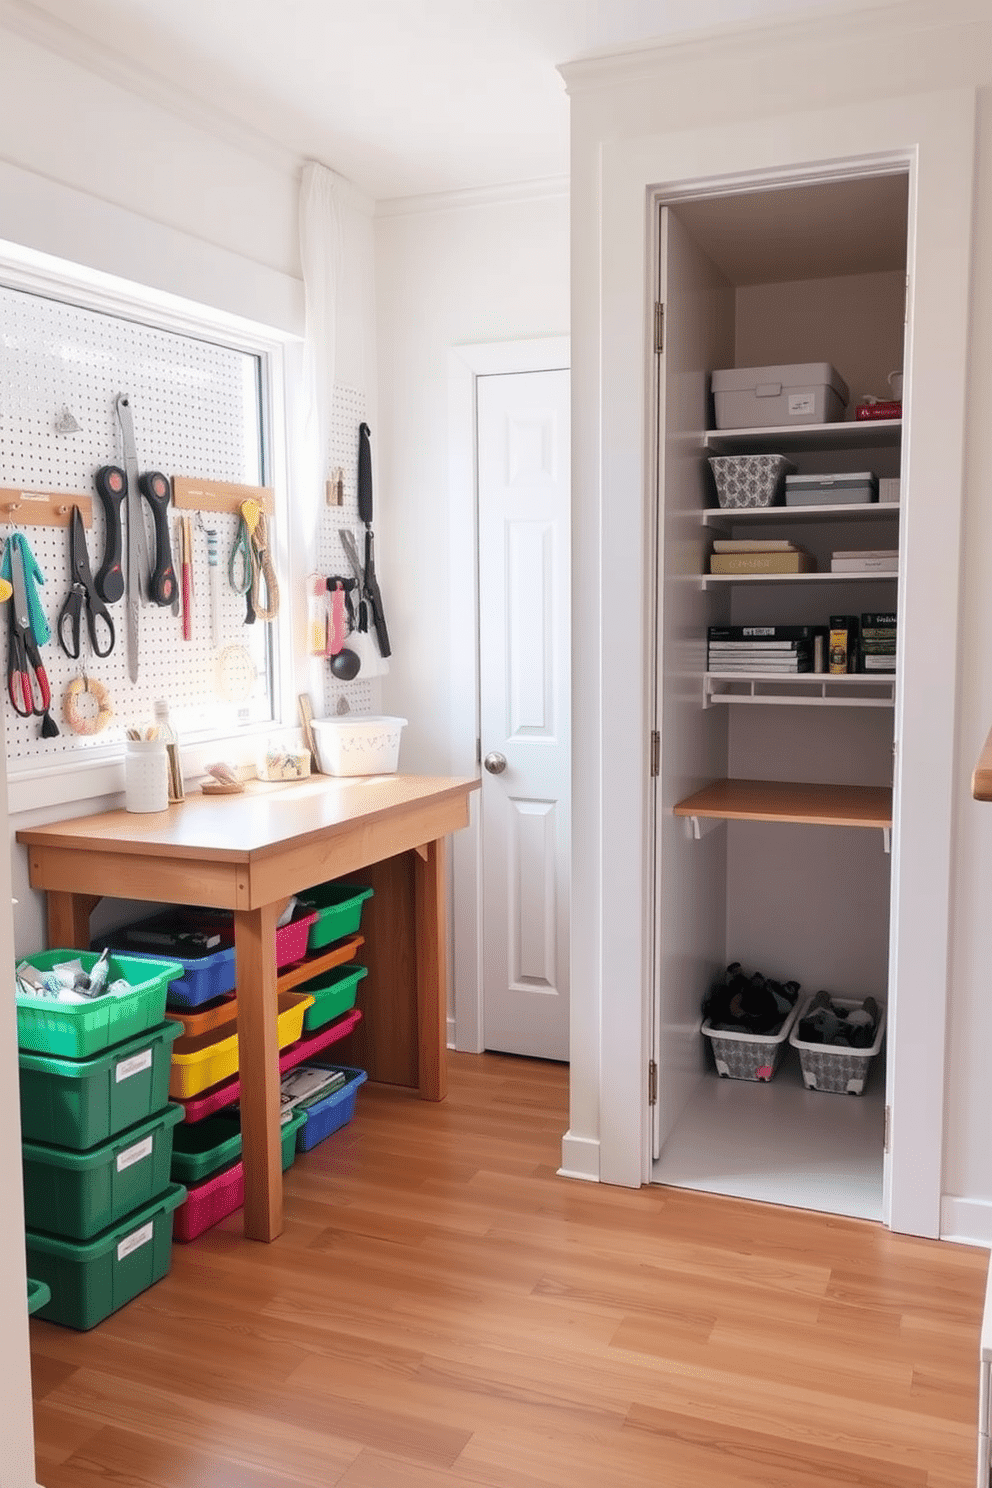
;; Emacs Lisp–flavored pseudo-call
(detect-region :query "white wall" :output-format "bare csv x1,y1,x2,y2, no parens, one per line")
373,191,570,774
563,0,992,1235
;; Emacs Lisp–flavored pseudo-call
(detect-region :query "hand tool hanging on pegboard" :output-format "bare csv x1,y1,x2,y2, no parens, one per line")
115,393,179,681
3,534,59,738
357,422,391,658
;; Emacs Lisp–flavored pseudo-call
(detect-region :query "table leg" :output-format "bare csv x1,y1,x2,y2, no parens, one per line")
46,891,101,951
413,837,447,1101
233,901,283,1242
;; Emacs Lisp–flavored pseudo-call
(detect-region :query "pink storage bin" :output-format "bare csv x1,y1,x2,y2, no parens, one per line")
274,911,317,968
173,1161,244,1242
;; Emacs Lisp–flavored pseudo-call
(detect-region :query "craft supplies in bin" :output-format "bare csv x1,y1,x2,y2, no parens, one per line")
25,1182,186,1331
298,964,367,1033
15,950,183,1058
311,715,407,776
21,1103,184,1240
295,1066,367,1152
95,911,236,1010
172,1109,306,1242
18,1020,183,1149
168,991,314,1099
789,993,886,1094
708,454,795,510
296,882,373,952
700,962,802,1082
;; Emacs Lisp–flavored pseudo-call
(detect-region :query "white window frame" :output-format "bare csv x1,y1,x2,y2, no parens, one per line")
0,236,301,816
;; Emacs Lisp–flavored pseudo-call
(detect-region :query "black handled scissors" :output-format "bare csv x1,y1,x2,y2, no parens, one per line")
8,544,52,717
57,507,115,659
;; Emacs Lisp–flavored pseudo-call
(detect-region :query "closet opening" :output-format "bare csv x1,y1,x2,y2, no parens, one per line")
648,168,909,1222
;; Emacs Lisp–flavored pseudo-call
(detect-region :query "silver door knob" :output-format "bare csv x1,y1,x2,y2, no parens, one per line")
483,751,507,775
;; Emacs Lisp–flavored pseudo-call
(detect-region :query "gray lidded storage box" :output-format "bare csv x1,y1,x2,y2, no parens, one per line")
711,362,849,430
785,472,878,507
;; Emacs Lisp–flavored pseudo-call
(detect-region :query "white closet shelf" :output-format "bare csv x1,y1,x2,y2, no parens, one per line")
701,502,900,528
702,570,898,588
674,777,893,832
704,673,895,708
705,419,902,453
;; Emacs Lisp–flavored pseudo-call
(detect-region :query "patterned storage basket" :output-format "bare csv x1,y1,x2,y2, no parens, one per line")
789,996,886,1095
701,998,802,1082
709,453,795,509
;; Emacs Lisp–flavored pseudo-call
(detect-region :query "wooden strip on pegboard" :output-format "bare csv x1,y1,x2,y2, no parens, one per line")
0,488,93,526
171,476,274,514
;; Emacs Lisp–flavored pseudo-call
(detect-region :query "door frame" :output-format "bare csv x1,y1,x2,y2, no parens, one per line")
576,86,976,1233
447,336,570,1053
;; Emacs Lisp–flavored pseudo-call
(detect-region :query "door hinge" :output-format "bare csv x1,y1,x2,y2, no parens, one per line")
654,301,665,354
884,1103,891,1153
904,274,910,326
476,736,482,765
650,730,660,777
648,1059,658,1106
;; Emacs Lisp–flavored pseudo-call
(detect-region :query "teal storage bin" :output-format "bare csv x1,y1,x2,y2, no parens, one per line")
16,950,184,1058
22,1104,184,1240
299,963,367,1033
26,1278,51,1315
296,883,373,952
172,1106,306,1186
26,1182,186,1331
18,1021,182,1150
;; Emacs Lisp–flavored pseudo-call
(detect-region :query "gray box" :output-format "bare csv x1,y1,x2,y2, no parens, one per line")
711,362,849,430
879,477,901,504
785,471,878,506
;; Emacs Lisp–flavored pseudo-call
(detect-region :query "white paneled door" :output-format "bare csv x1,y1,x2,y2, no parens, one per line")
477,369,570,1061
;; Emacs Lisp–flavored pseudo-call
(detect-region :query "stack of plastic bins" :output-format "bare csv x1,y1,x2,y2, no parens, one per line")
16,949,187,1330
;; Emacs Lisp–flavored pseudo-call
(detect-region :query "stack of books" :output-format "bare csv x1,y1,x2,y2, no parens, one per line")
710,539,815,576
707,624,824,673
860,611,897,672
830,548,899,574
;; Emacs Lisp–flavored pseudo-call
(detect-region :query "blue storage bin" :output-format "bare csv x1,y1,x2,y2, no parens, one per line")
95,937,235,1009
295,1066,367,1153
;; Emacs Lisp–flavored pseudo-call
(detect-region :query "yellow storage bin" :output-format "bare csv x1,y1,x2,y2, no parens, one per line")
169,991,313,1099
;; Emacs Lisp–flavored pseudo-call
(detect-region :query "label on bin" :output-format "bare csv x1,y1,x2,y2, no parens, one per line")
788,392,815,416
116,1136,153,1173
115,1049,153,1083
116,1222,153,1262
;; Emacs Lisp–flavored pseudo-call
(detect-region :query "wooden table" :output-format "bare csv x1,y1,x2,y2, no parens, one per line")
17,773,478,1242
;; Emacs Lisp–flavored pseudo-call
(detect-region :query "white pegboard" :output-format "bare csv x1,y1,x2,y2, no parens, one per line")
313,384,378,720
0,283,281,765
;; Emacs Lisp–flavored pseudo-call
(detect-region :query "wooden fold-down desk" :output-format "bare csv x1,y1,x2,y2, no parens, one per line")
17,772,478,1243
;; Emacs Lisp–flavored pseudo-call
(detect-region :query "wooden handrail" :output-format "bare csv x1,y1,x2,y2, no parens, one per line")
973,724,992,800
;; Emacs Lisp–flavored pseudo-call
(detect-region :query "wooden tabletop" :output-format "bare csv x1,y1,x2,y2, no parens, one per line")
17,773,479,863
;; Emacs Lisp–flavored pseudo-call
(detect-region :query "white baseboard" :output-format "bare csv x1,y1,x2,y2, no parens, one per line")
558,1129,600,1183
941,1195,992,1248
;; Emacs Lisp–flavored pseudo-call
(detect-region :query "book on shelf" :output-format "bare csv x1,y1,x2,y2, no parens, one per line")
708,624,823,642
708,659,814,673
861,655,896,672
710,550,815,575
707,640,813,654
711,539,804,554
832,547,898,568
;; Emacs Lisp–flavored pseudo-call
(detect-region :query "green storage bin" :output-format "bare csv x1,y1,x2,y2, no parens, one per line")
171,1106,306,1184
22,1104,184,1240
296,883,373,952
19,1021,182,1151
16,950,184,1059
298,963,368,1032
26,1278,51,1315
26,1182,186,1331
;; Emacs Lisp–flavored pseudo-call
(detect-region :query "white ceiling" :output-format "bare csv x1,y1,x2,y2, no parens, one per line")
4,0,890,202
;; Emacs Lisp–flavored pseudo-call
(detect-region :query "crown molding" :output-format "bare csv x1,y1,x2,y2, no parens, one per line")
0,0,300,178
557,0,965,93
376,174,569,220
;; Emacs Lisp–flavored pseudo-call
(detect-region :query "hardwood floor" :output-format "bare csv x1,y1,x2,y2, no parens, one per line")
29,1052,989,1487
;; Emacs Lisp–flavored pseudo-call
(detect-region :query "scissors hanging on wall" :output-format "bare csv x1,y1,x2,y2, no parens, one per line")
57,507,115,659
